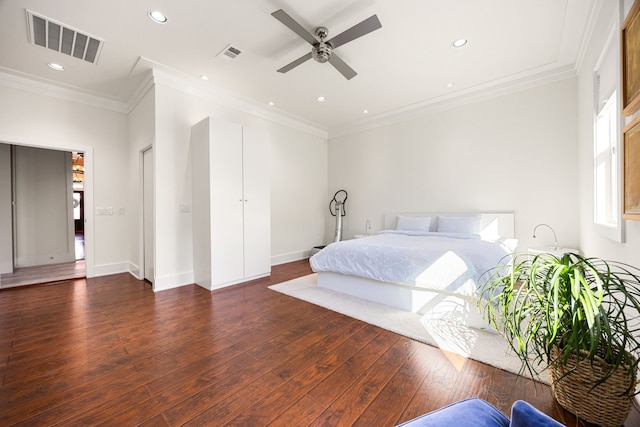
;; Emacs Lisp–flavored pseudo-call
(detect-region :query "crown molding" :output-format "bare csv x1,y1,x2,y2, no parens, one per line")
0,67,128,113
0,62,329,139
143,60,328,139
329,0,605,139
329,64,578,139
573,0,606,73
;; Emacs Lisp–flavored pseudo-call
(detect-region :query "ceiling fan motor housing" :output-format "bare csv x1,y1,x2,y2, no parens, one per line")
312,42,332,63
312,26,331,63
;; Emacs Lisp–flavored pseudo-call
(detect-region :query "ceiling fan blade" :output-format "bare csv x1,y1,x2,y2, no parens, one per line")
271,9,318,45
277,52,313,73
327,15,381,49
328,54,357,80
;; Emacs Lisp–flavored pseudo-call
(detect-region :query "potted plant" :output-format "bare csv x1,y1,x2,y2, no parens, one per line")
478,252,640,427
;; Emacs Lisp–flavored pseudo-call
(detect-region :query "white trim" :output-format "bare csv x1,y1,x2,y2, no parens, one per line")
592,11,625,244
0,134,96,278
149,67,328,139
271,250,312,266
202,272,270,291
126,70,155,113
140,143,155,287
92,262,129,277
0,68,127,113
574,0,607,73
330,66,577,138
153,271,194,292
128,262,141,279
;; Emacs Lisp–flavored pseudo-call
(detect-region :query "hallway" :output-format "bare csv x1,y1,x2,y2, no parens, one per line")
0,234,85,288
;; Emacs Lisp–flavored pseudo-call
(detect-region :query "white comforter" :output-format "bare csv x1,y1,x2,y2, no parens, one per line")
310,231,514,297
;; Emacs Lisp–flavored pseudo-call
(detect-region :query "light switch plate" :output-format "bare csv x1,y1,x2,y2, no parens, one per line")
96,207,113,216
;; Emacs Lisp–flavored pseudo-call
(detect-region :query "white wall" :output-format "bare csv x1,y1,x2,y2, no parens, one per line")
328,78,579,251
0,72,327,288
577,0,640,266
0,83,129,277
149,72,328,290
270,125,328,263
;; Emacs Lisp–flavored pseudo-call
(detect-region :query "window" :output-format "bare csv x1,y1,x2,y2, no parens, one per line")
594,92,619,226
593,22,624,242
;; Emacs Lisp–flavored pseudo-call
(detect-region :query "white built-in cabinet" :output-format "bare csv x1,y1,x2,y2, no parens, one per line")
191,117,271,290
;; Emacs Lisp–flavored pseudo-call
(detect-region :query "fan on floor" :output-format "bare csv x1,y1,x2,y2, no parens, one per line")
271,9,381,80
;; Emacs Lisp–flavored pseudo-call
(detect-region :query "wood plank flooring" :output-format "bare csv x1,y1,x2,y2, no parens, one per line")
0,260,86,289
1,259,638,426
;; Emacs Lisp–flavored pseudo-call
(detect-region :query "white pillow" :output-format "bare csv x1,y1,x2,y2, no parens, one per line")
437,215,481,233
396,216,431,232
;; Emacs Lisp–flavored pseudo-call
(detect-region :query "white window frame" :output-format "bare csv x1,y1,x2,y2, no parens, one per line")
593,21,624,243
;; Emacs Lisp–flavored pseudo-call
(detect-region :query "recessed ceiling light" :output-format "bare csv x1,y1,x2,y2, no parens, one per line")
48,62,65,71
268,101,275,106
363,110,369,114
148,10,168,24
316,96,326,102
446,83,454,88
200,75,209,81
452,38,467,48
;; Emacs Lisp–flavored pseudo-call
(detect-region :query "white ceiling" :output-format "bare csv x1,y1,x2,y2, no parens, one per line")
0,0,596,133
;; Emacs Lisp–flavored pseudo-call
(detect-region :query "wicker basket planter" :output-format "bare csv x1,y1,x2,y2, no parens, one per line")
549,346,636,427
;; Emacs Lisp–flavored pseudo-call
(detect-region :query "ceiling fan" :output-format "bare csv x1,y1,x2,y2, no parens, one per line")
271,9,382,80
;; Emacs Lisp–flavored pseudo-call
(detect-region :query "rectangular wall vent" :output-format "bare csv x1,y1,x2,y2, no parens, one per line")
216,44,242,61
26,10,104,64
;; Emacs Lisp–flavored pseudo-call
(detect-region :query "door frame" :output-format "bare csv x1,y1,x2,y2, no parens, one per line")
0,135,95,277
139,143,154,286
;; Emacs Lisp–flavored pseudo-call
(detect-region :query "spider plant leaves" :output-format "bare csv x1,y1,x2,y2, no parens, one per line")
478,252,640,394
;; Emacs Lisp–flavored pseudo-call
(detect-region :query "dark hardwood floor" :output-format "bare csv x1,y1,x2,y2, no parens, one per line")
1,259,638,426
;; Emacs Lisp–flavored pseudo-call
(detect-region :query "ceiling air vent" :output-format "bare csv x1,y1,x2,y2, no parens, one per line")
26,10,104,64
216,44,242,61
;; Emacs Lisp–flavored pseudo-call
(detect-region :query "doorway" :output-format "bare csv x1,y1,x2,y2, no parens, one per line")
142,146,154,284
0,145,88,288
72,152,85,261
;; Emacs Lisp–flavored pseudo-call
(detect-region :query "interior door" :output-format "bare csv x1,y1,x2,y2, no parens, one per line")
143,147,154,283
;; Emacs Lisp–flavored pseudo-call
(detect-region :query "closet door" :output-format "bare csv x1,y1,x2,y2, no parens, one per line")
209,119,244,286
242,126,271,278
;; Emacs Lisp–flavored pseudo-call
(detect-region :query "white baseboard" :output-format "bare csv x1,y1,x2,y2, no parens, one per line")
153,271,194,292
128,262,141,280
0,260,13,275
93,262,129,277
271,250,311,266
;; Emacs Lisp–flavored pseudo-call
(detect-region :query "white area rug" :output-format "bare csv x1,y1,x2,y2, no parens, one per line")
270,273,548,383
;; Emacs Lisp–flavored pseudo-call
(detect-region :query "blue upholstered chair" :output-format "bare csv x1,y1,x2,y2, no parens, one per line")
396,398,564,427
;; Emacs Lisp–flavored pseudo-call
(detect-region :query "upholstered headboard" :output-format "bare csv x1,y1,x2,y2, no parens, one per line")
383,212,515,238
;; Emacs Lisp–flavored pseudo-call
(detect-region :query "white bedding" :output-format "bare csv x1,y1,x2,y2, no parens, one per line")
309,230,514,298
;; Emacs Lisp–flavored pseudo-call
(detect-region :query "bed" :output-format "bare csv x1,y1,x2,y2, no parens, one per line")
309,212,517,331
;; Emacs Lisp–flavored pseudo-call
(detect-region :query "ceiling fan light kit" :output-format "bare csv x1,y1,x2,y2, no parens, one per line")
271,9,381,80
